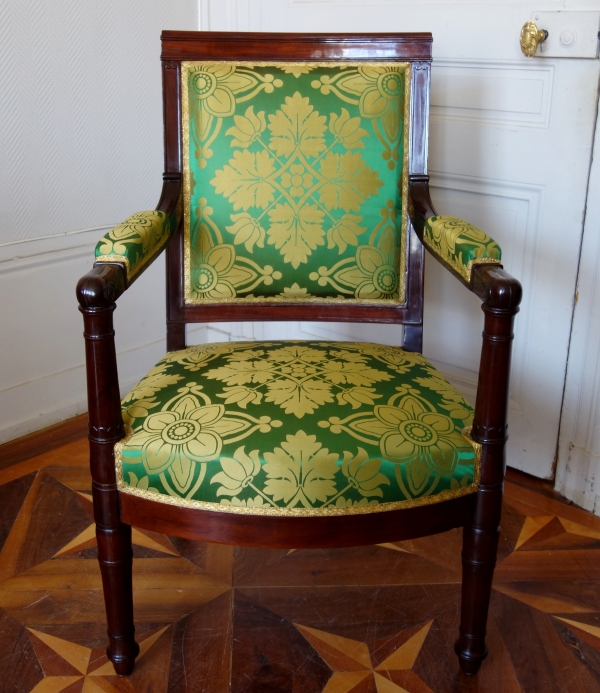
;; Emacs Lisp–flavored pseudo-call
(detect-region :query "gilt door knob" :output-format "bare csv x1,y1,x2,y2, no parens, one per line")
520,20,549,57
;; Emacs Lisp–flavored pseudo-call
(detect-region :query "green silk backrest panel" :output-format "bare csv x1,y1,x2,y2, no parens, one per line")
182,61,411,305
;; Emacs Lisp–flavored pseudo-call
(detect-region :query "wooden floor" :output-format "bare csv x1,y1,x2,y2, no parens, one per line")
1,418,600,693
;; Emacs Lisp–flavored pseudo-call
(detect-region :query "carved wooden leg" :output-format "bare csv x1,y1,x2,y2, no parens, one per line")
455,482,502,674
92,439,139,675
96,517,139,674
455,298,519,674
79,291,139,676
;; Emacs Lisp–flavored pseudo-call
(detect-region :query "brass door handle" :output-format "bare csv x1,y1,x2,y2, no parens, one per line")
520,20,549,57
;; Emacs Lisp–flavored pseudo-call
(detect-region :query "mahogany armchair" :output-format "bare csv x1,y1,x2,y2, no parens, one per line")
77,31,521,678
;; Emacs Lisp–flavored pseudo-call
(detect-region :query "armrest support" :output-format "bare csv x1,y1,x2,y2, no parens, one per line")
92,174,182,289
409,176,502,289
409,175,522,480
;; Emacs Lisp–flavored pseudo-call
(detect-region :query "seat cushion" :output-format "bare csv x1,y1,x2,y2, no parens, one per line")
116,341,480,515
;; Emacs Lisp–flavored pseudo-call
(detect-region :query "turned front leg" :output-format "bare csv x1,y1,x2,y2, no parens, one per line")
455,295,519,674
79,288,139,676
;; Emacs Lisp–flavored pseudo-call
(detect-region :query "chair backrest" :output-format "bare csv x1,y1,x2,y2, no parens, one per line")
162,32,432,337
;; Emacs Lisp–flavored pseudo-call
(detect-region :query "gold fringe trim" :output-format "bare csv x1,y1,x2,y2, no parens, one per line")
181,60,411,307
114,426,480,518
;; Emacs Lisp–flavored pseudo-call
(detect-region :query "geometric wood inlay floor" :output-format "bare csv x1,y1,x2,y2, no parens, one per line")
1,429,600,692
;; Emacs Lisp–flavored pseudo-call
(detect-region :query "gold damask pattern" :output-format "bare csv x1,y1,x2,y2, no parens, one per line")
423,215,502,283
95,210,175,281
116,341,479,515
182,62,410,305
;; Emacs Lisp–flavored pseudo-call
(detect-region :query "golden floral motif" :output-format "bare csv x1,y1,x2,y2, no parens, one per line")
121,381,281,498
281,163,314,198
205,343,392,418
210,91,381,269
127,473,160,494
352,343,428,375
280,283,310,298
423,215,502,282
191,65,256,118
211,446,261,497
189,202,282,300
281,65,315,78
267,203,325,269
192,243,252,299
225,213,266,253
413,374,474,422
211,150,276,211
326,215,366,254
311,64,408,173
341,448,389,498
121,363,184,425
328,393,470,498
95,211,170,280
263,431,340,507
226,106,266,148
329,108,369,149
313,231,399,300
127,398,233,494
163,343,235,372
209,432,391,509
312,66,405,120
186,63,284,169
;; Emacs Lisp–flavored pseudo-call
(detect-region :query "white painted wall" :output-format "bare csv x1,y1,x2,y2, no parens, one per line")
0,0,197,443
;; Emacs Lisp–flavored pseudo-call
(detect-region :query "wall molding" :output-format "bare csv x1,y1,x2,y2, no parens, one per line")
0,226,112,266
431,59,554,129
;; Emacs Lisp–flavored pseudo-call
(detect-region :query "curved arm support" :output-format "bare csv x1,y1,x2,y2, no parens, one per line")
92,174,182,288
409,176,505,290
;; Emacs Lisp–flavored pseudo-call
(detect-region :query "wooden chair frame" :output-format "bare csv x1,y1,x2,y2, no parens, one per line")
76,31,522,678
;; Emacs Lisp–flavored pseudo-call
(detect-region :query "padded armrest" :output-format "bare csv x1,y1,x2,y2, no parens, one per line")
409,176,504,288
95,209,176,283
422,215,502,284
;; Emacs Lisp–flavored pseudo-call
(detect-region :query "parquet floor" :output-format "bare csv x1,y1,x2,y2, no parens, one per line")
1,421,600,692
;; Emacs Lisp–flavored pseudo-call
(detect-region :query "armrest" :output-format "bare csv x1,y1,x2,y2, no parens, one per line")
409,176,502,288
93,175,182,287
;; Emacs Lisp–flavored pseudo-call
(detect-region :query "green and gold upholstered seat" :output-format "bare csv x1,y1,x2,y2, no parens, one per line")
116,341,480,515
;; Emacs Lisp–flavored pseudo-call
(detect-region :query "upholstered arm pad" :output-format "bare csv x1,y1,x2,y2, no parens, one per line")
423,215,502,284
94,210,174,282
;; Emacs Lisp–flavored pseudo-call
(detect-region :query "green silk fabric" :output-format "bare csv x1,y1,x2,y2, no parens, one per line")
117,341,478,514
183,62,409,304
95,210,175,282
423,215,502,283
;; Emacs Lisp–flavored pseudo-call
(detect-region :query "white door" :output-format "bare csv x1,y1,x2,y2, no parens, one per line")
198,0,600,480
